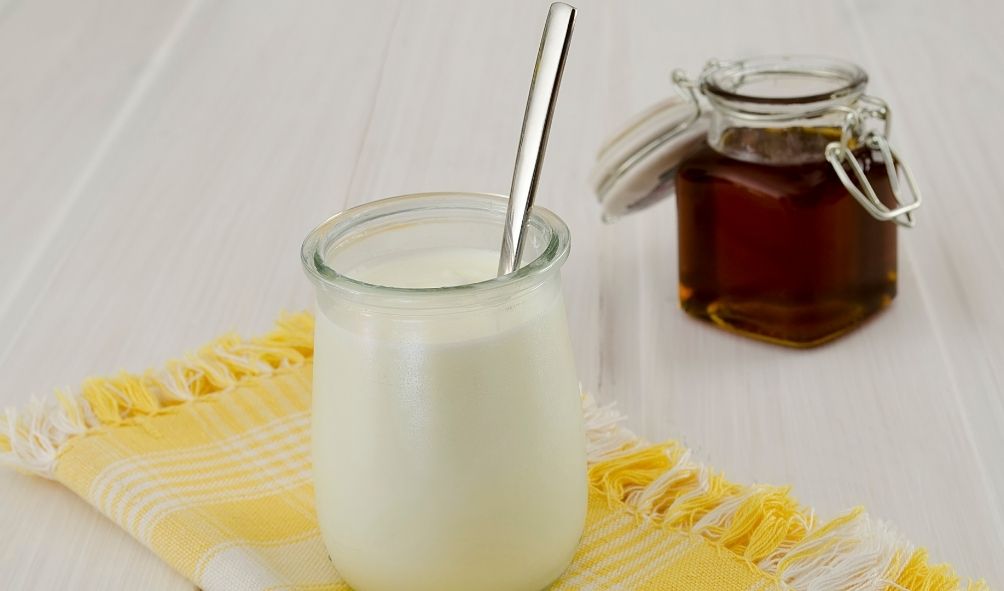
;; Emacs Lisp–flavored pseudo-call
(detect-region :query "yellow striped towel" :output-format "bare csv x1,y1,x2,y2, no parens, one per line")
0,313,988,591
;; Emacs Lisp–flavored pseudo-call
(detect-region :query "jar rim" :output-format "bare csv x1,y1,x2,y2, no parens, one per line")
300,192,570,306
700,55,868,113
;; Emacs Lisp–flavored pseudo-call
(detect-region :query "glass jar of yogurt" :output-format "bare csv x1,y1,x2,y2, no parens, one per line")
301,192,586,591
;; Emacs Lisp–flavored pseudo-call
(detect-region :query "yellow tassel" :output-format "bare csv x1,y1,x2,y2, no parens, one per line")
889,548,989,591
113,373,160,415
588,442,682,507
774,506,863,575
80,378,125,425
714,486,800,559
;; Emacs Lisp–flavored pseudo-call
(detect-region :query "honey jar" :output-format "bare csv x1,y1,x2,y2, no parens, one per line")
592,56,922,347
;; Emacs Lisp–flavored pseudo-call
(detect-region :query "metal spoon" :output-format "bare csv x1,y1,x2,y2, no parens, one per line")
498,2,576,276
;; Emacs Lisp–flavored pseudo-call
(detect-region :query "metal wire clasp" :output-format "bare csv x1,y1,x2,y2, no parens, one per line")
824,96,922,227
671,68,702,113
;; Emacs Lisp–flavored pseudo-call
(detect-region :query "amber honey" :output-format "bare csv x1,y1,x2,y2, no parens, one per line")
675,127,897,347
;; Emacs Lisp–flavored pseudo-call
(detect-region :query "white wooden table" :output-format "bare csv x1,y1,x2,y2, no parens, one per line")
1,0,1001,588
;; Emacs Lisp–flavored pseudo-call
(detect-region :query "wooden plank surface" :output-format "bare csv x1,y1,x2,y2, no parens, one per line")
1,0,1001,588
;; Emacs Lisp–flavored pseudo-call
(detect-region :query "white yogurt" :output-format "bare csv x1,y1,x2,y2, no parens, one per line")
311,247,586,591
347,247,500,288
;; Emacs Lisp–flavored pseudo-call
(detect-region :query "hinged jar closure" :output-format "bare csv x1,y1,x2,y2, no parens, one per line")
687,56,921,226
592,56,922,227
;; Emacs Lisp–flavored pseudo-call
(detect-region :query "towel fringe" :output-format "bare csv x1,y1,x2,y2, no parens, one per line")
0,312,987,590
0,312,314,477
584,410,989,591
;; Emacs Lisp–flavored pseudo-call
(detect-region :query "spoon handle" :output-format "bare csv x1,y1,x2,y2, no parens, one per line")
498,2,576,276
